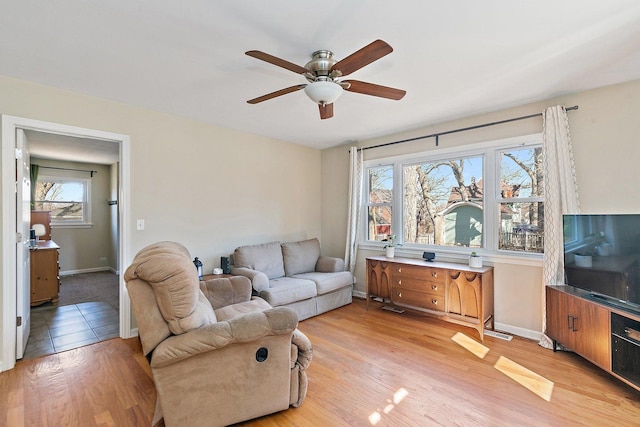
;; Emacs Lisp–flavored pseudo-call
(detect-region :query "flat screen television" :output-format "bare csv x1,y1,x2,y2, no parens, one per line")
563,214,640,314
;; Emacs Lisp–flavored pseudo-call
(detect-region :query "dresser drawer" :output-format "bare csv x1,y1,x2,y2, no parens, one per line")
391,276,445,296
391,263,445,283
392,287,445,312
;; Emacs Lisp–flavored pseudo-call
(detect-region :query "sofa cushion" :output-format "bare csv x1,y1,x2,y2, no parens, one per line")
259,277,317,307
234,241,285,279
124,241,217,335
282,238,320,276
291,271,353,295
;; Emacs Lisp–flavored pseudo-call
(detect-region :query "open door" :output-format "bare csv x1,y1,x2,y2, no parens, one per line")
16,128,31,359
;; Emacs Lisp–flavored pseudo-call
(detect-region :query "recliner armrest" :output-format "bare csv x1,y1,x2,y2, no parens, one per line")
315,256,345,273
292,329,313,370
150,307,299,369
230,267,270,292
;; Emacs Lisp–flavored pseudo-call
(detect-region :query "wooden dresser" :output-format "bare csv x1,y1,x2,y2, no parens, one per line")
366,256,494,341
30,240,61,306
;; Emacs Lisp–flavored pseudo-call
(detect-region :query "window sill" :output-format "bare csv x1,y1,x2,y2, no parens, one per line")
51,223,93,229
359,242,543,268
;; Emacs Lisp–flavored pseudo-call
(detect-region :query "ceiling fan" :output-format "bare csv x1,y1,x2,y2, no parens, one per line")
246,39,406,119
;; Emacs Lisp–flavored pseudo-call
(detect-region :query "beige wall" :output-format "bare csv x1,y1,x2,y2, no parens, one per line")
0,75,322,362
31,157,115,274
321,79,640,337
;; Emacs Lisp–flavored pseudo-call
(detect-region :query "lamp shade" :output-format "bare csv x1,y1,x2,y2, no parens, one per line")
32,223,46,237
304,81,343,105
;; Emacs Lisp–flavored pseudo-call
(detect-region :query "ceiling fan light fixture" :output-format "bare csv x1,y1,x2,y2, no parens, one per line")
304,80,343,105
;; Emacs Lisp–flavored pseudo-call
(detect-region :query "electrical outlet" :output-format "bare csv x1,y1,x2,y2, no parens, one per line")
136,219,145,230
99,257,107,262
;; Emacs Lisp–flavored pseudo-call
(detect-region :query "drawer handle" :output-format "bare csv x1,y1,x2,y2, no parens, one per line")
432,272,438,278
431,285,438,291
432,299,438,305
397,267,402,273
398,279,402,285
397,292,402,297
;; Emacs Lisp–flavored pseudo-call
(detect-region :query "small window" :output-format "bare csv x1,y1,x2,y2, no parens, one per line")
366,165,393,242
34,177,92,226
497,146,544,253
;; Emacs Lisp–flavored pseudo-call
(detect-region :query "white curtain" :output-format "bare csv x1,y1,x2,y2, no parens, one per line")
344,146,364,279
539,105,580,348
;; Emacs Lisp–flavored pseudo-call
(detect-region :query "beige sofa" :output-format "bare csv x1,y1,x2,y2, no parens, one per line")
125,241,312,427
231,238,353,321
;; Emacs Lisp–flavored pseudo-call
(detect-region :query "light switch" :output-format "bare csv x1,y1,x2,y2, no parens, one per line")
136,219,145,230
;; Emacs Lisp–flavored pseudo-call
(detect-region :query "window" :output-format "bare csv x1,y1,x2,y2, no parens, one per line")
34,176,92,226
497,146,544,253
366,165,393,241
403,155,483,248
363,134,544,256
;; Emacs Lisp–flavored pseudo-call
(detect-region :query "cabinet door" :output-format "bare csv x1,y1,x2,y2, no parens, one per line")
573,297,610,370
367,259,391,299
447,270,481,320
545,287,610,370
546,286,576,348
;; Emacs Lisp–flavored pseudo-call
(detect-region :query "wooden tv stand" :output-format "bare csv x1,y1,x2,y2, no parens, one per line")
366,256,494,341
546,285,640,392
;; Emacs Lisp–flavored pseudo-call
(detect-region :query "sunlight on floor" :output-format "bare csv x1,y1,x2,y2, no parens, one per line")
450,332,554,402
494,355,554,402
368,387,409,425
451,332,489,359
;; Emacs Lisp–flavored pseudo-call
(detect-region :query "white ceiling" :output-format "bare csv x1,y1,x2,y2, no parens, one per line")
2,0,640,156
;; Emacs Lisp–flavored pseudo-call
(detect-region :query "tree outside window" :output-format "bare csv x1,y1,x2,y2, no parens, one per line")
403,156,483,248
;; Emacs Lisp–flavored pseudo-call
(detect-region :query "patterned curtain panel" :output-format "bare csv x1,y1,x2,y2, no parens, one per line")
344,146,363,279
539,106,580,348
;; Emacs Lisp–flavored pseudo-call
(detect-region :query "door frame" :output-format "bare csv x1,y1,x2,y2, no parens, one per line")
1,115,132,372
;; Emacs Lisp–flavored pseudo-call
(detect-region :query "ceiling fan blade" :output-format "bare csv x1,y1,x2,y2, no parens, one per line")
343,80,406,100
247,85,306,104
246,50,309,74
330,40,393,76
319,103,334,119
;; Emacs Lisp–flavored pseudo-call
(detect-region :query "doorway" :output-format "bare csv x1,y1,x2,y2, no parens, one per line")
1,115,131,372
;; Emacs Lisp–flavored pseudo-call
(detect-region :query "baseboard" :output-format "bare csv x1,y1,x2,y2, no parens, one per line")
494,322,542,342
60,266,112,276
352,290,366,299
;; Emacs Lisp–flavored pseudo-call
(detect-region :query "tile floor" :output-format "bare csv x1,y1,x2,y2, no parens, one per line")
23,301,119,360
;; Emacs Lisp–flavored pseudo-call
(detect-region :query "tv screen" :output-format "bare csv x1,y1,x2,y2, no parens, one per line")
563,214,640,311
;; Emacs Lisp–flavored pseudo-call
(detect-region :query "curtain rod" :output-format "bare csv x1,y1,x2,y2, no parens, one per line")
35,164,98,177
358,105,579,151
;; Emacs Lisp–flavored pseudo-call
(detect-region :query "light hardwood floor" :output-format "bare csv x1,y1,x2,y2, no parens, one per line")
2,298,639,426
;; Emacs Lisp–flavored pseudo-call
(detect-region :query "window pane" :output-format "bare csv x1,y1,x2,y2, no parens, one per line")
499,202,544,252
35,201,84,221
369,166,393,203
500,147,543,198
403,156,483,247
368,206,392,241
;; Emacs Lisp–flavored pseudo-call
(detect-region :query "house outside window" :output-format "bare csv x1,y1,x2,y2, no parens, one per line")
363,134,544,257
34,176,92,227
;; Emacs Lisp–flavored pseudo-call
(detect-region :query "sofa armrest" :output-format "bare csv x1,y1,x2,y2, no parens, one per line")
230,267,270,292
316,256,345,273
150,307,298,368
199,276,252,309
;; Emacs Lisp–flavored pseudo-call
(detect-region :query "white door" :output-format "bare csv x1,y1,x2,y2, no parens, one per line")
16,128,31,359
